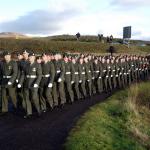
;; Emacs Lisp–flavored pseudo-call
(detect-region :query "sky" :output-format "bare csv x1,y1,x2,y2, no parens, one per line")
0,0,150,40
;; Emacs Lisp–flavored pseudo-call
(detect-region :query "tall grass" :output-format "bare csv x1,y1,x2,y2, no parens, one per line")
65,82,150,150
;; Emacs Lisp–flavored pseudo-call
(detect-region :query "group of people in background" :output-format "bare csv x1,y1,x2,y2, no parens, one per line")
0,50,149,118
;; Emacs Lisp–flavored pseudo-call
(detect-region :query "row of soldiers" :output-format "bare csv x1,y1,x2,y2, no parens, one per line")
0,50,149,118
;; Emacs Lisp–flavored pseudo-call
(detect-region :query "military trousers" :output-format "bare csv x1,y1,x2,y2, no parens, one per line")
65,81,74,102
39,87,53,111
1,87,17,113
23,88,41,115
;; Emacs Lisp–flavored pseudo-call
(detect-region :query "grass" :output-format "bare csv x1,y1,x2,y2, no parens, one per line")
0,38,150,55
64,82,150,150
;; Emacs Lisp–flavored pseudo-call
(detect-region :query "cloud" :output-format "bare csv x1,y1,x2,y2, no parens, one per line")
0,8,80,34
111,0,150,9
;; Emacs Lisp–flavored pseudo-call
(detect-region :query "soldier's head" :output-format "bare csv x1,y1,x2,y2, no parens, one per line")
79,57,83,64
72,57,76,64
17,53,23,60
22,50,29,60
94,58,98,64
64,55,69,63
36,56,42,64
42,53,48,62
28,53,36,64
106,58,110,64
84,57,88,63
3,51,11,62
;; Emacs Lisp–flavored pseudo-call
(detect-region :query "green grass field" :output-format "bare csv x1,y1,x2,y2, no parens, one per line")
0,38,150,55
64,82,150,150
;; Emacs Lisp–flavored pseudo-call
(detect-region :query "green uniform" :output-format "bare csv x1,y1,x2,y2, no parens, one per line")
16,59,26,110
39,61,55,111
93,61,103,93
20,61,42,116
64,61,75,103
1,60,18,113
72,62,80,100
78,63,86,98
85,62,92,96
110,62,117,89
104,63,112,91
53,59,66,106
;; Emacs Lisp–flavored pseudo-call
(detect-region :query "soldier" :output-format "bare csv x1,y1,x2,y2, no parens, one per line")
39,53,55,112
84,57,92,97
16,53,26,110
72,57,80,100
110,59,117,89
93,58,103,93
64,55,75,104
1,51,18,113
18,52,42,118
53,53,66,107
104,58,112,92
78,57,87,99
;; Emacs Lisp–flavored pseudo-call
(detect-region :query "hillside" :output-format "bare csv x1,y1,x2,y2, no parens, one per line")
0,32,28,38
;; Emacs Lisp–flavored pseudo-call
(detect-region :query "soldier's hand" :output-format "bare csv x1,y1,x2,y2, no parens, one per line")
8,82,12,85
58,78,62,82
92,77,95,80
87,80,90,82
16,79,19,83
33,84,38,88
48,83,53,88
71,81,74,84
79,80,82,83
17,84,21,88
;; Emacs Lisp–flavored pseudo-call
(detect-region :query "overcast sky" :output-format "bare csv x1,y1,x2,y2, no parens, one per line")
0,0,150,40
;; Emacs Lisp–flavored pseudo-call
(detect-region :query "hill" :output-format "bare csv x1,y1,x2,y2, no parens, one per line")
0,32,28,38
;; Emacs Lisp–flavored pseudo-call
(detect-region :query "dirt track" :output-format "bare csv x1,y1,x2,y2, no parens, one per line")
0,92,113,150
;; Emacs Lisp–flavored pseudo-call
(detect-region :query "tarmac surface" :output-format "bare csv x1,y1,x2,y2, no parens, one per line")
0,92,113,150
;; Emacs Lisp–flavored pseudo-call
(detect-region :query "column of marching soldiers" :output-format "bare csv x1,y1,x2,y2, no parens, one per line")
0,50,149,118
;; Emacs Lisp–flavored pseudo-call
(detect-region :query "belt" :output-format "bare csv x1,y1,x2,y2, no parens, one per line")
99,76,102,79
103,70,106,72
3,75,11,78
56,70,61,73
26,75,37,78
113,70,115,72
75,72,79,75
88,70,91,73
66,72,71,75
82,72,85,74
106,75,109,78
94,70,100,73
42,74,50,77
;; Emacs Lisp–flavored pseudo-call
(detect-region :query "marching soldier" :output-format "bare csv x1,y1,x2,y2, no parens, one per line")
84,57,92,97
1,51,18,113
72,57,80,100
18,52,42,118
53,53,66,107
78,57,87,99
16,53,26,110
39,53,55,112
64,55,75,103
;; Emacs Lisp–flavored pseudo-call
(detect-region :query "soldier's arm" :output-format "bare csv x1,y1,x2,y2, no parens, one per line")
9,61,18,84
71,63,75,82
60,61,65,81
35,64,42,86
49,62,55,84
